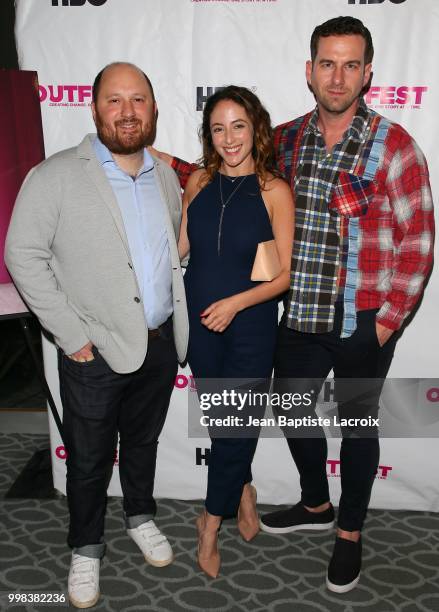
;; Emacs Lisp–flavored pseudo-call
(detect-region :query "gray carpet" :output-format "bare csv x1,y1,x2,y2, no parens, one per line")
1,434,439,612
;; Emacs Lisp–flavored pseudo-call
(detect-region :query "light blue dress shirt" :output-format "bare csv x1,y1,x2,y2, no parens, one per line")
94,136,173,329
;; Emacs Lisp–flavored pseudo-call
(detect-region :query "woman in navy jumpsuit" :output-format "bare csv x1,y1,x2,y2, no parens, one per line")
178,86,294,578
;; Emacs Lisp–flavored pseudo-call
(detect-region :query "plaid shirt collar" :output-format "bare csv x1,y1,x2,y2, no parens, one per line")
304,97,370,142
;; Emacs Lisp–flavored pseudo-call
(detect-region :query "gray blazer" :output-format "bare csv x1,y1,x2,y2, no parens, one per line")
5,134,188,373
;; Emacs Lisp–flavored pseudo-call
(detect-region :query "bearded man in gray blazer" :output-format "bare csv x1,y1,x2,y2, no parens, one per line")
6,62,188,609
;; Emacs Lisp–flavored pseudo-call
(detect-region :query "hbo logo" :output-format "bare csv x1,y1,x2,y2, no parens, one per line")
52,0,107,6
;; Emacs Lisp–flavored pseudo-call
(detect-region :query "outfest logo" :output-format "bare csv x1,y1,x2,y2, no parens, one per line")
426,387,439,402
364,86,427,110
56,445,119,464
39,84,92,107
327,459,392,480
175,373,197,391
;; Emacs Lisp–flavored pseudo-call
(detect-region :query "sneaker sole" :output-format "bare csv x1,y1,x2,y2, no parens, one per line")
326,572,360,594
259,519,334,534
69,592,100,609
144,552,174,567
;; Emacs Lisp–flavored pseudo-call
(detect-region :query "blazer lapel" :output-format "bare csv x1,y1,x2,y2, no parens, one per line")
154,161,180,259
77,135,130,254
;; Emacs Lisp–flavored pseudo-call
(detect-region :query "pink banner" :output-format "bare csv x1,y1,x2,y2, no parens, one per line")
0,70,45,283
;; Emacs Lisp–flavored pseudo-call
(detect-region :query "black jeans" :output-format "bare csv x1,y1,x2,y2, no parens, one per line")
274,306,399,531
58,323,177,555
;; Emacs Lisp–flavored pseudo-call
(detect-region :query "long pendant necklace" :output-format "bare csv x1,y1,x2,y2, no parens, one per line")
217,173,247,255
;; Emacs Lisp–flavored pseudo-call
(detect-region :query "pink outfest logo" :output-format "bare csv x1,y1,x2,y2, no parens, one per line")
55,446,67,460
56,446,119,465
426,388,439,402
365,86,427,110
175,374,197,391
327,459,392,480
39,84,92,107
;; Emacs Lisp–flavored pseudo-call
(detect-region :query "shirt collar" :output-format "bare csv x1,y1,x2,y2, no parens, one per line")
305,106,320,136
93,135,154,174
304,97,371,141
349,98,370,139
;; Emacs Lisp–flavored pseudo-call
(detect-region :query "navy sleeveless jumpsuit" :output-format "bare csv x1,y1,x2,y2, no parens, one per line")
184,172,278,517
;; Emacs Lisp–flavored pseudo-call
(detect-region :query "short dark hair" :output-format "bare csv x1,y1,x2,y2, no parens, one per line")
310,16,374,64
92,62,155,103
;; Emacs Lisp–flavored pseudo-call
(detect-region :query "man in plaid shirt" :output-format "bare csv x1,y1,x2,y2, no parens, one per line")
157,16,434,593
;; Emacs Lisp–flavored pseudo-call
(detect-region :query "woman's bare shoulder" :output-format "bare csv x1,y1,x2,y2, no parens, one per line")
186,169,209,201
261,174,293,205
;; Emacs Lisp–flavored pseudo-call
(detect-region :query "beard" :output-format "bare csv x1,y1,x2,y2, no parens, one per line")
317,90,360,115
95,113,155,155
308,78,365,117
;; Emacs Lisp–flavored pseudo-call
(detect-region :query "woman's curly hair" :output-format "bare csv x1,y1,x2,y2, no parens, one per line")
199,85,279,188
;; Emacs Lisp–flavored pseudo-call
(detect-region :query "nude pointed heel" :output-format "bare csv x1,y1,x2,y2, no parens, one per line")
196,510,221,578
237,484,260,542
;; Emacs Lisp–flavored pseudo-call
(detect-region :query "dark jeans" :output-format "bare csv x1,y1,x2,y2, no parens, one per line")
58,323,177,556
274,306,399,531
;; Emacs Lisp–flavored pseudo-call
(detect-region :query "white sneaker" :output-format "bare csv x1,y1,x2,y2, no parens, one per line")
127,520,174,567
68,553,100,609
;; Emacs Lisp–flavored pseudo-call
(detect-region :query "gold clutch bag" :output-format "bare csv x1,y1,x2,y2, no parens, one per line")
251,240,282,281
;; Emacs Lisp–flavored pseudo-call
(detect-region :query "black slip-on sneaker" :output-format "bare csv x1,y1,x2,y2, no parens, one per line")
260,501,335,534
326,536,362,593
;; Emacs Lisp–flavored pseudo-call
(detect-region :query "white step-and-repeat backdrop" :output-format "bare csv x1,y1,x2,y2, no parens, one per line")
15,0,438,511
